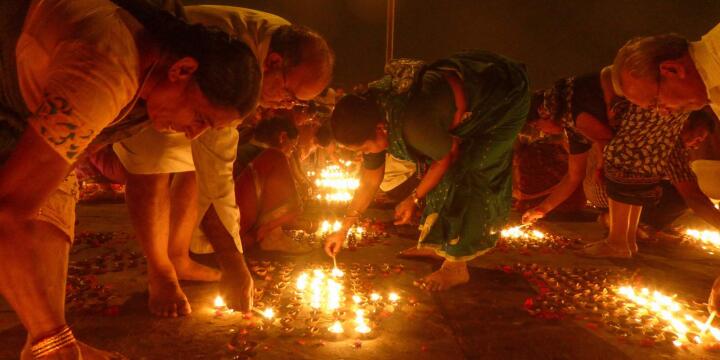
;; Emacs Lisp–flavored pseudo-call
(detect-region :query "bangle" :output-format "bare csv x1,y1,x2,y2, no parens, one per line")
31,325,76,358
411,189,421,205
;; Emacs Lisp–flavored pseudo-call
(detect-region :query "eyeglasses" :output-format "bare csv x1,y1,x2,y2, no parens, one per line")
277,66,303,108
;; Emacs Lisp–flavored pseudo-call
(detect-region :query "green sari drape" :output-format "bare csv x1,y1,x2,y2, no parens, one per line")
375,50,530,261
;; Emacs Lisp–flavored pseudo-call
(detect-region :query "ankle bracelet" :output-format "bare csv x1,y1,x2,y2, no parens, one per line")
31,325,76,358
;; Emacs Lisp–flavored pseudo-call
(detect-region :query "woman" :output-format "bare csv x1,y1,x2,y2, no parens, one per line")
0,0,260,358
325,51,529,291
521,70,616,223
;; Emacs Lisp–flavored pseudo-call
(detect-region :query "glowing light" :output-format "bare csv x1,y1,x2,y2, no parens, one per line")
616,285,720,347
296,272,309,291
213,295,226,308
500,226,546,240
331,267,344,278
262,307,275,319
388,292,400,302
328,320,344,334
352,295,362,304
370,293,381,302
318,220,343,236
354,309,371,334
684,229,720,254
313,164,359,204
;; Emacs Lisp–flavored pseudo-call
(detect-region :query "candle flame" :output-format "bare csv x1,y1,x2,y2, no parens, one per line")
388,292,400,302
213,295,225,308
370,293,381,302
262,307,275,319
328,320,344,334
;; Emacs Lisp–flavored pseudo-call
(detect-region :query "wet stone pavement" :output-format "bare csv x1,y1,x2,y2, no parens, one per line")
1,203,720,359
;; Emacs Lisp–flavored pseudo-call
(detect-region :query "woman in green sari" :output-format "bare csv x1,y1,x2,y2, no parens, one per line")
325,50,530,291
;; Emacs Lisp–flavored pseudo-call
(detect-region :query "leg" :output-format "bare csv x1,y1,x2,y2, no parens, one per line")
125,173,190,317
2,220,80,359
167,171,220,281
414,259,470,291
578,198,633,258
626,203,643,254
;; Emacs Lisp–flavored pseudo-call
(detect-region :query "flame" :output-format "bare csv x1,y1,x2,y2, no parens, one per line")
616,285,720,347
352,295,362,304
370,293,381,302
388,292,400,302
213,295,226,308
261,307,275,319
296,272,309,291
328,320,344,334
685,229,720,254
354,309,371,334
500,226,546,240
331,267,344,278
313,165,359,204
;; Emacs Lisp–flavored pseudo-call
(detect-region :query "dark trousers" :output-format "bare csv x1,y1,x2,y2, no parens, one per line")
640,181,687,230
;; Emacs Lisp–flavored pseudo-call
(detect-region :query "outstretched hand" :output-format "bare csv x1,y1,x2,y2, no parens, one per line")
324,230,346,257
394,197,416,225
521,207,545,224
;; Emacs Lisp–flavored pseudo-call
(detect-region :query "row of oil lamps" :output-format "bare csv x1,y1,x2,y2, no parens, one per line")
517,264,720,348
214,263,402,340
497,226,576,251
309,164,360,205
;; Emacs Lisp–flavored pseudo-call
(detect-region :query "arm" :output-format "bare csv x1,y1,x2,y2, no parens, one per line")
674,180,720,230
393,138,460,225
324,163,385,256
574,112,613,149
522,152,588,223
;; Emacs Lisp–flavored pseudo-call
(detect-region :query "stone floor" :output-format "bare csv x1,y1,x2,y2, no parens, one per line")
1,202,720,359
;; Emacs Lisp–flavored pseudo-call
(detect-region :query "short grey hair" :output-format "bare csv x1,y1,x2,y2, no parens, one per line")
612,33,689,94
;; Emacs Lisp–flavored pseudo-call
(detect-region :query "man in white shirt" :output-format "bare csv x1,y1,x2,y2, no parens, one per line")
112,5,334,318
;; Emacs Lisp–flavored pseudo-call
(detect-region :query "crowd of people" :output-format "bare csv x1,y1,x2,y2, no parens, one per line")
0,0,717,358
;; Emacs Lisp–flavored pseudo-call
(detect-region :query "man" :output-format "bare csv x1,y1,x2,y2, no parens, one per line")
0,0,263,357
611,23,720,311
111,5,334,317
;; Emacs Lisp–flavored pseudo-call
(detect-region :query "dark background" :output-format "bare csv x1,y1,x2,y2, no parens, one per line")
184,0,720,90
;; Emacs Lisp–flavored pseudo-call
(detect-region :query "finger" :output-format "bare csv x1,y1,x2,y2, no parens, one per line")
324,242,333,257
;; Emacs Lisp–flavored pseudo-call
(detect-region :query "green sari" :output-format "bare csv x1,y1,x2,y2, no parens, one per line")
375,50,530,261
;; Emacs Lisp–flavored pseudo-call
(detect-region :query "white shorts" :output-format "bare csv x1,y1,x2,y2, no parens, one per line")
113,127,195,174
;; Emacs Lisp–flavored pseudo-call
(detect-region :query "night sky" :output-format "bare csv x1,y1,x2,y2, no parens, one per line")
185,0,720,90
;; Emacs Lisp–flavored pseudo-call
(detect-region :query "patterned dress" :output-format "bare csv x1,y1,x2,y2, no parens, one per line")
603,102,693,204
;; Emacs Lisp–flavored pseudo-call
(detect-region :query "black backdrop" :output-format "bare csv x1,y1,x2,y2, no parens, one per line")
183,0,720,90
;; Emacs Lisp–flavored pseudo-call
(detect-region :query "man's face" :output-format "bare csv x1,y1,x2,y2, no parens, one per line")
341,127,389,155
145,58,240,139
260,53,330,109
618,63,707,114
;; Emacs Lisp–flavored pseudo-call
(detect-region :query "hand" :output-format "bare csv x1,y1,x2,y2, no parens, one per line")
324,230,347,257
394,197,416,225
709,276,720,313
522,207,545,224
217,252,254,313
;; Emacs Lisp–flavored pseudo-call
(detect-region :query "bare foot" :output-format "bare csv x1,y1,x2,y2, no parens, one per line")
171,256,221,282
397,246,443,260
576,240,632,259
217,252,254,312
147,272,191,317
259,228,313,254
413,261,469,291
78,341,127,359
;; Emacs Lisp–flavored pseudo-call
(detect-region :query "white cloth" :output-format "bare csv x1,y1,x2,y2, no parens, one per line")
380,154,416,192
113,127,194,174
691,160,720,200
690,22,720,118
114,6,290,254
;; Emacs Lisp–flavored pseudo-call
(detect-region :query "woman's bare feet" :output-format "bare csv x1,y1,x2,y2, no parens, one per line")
21,339,125,360
576,240,632,259
397,246,444,260
147,270,191,317
77,342,127,359
259,228,313,254
413,260,469,291
170,256,221,282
